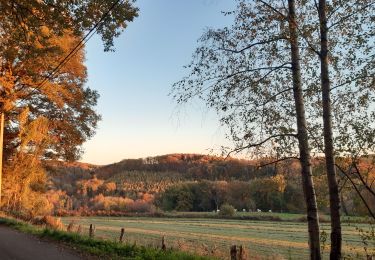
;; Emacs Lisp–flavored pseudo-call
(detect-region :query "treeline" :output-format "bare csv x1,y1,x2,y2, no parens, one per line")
38,154,374,217
155,177,304,213
94,154,276,181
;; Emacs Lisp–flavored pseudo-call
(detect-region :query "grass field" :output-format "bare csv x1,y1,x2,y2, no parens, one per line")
62,214,374,259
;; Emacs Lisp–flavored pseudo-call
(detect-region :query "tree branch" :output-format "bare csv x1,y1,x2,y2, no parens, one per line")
225,63,292,80
257,0,287,20
260,87,293,107
327,0,346,20
335,163,375,220
256,156,299,168
330,75,375,92
225,133,297,159
328,3,375,29
352,163,375,198
219,36,287,54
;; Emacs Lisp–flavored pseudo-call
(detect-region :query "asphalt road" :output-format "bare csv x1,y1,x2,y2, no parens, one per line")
0,225,82,260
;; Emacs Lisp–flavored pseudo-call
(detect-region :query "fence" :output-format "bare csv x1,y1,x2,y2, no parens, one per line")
65,221,253,259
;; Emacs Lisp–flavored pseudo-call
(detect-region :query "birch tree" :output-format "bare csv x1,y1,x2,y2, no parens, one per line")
172,1,322,258
295,1,375,258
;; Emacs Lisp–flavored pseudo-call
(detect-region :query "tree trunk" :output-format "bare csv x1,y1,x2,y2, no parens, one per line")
318,1,342,259
288,1,321,259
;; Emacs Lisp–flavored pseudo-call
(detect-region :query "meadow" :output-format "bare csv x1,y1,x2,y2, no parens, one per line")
62,213,374,259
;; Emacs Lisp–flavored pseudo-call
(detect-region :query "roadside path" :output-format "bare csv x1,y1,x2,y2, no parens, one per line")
0,225,82,260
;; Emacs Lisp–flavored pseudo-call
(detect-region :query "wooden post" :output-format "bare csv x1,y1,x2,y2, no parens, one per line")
239,245,245,260
161,235,166,251
89,224,95,238
0,112,4,206
77,225,82,234
119,228,125,243
67,221,75,232
230,245,238,260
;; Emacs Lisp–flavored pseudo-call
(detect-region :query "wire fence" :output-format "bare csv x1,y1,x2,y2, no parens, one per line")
66,221,308,259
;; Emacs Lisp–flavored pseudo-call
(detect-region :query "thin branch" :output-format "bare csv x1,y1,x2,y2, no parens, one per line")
335,163,375,220
353,163,375,198
306,127,324,154
225,63,292,80
314,0,319,13
327,0,346,20
256,156,299,168
225,133,298,159
225,66,290,96
328,3,375,29
338,176,348,193
296,26,321,56
330,75,375,92
257,0,287,20
219,36,287,54
260,87,293,107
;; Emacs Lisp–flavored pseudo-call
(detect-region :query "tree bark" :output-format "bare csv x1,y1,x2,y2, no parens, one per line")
288,1,321,259
318,1,342,259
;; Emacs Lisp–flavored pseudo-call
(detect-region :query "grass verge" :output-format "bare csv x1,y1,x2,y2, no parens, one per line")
0,216,213,260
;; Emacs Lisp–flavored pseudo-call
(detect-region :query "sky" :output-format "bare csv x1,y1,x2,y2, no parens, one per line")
80,0,237,165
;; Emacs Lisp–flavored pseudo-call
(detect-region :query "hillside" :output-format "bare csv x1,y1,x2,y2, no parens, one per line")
42,154,372,217
93,153,273,180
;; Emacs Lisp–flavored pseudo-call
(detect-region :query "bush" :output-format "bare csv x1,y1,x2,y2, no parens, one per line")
218,204,235,217
40,216,65,230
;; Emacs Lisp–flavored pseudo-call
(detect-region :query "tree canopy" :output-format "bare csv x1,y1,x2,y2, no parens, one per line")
0,0,138,161
0,0,138,214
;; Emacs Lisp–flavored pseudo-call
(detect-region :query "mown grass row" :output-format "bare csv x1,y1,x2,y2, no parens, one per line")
62,216,373,259
0,217,214,260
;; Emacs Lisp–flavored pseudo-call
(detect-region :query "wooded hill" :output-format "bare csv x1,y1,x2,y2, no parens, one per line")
43,154,373,217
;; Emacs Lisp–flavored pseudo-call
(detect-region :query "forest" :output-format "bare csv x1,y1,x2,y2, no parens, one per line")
18,153,370,218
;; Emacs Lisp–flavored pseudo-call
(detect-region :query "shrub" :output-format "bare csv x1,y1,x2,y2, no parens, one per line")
41,216,65,230
126,200,153,213
218,204,235,217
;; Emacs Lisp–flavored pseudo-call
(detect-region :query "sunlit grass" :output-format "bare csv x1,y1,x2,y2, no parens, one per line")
61,215,374,259
0,216,213,260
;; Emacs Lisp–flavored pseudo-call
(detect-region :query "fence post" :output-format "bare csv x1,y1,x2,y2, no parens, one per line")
67,221,75,232
239,245,245,260
77,225,82,234
230,245,238,260
119,228,125,243
161,235,166,251
89,224,95,238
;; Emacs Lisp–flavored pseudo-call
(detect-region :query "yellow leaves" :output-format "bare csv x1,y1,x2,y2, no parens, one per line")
0,70,16,93
272,174,286,193
18,107,50,151
251,175,286,193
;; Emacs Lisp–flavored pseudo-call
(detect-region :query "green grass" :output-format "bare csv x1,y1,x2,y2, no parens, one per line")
114,211,370,224
168,211,370,223
61,215,375,259
0,217,213,260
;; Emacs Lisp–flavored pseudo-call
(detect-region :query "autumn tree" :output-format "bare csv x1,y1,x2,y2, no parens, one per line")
172,1,322,258
0,0,138,212
2,110,53,217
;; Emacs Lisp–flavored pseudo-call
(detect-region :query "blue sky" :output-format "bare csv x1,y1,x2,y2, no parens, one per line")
80,0,236,165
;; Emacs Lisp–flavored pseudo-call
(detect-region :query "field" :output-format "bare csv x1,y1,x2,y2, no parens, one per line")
62,214,374,259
